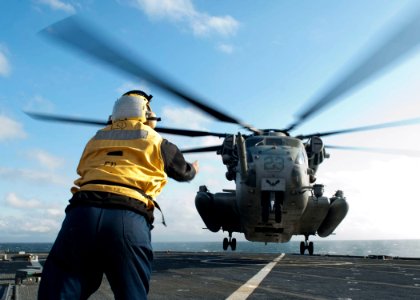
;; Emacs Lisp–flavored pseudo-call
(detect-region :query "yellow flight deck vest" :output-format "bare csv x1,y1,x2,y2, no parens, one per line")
71,120,168,209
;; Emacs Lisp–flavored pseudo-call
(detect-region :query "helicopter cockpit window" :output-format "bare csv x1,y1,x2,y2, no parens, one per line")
295,148,306,165
265,137,301,147
246,137,301,148
265,138,283,146
246,137,264,148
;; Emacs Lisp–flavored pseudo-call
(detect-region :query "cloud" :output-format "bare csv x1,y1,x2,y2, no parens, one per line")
0,115,27,141
0,214,61,236
161,106,213,129
154,186,206,240
0,46,11,77
217,43,234,54
46,208,63,216
320,155,420,239
5,193,42,209
0,192,65,237
130,0,240,37
3,193,64,216
27,149,64,170
136,0,195,20
190,14,239,37
0,167,68,186
36,0,76,13
24,95,55,113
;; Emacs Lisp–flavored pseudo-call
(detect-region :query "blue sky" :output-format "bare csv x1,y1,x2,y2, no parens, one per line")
1,0,420,244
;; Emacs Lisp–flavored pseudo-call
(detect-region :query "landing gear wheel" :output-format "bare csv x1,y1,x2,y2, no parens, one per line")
231,238,237,251
308,242,314,256
223,238,229,251
222,233,237,251
300,241,305,255
300,235,314,255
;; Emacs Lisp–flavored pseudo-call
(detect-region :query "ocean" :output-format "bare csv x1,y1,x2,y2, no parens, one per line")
1,240,420,258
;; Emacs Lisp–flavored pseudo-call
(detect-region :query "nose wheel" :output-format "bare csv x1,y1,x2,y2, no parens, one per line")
300,235,314,255
222,232,236,251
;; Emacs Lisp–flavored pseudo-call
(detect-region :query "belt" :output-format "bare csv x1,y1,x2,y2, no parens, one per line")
80,180,166,226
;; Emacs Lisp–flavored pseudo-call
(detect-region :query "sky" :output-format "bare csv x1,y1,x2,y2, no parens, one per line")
1,0,420,245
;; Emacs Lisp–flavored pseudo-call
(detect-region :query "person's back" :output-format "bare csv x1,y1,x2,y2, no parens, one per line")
38,90,198,299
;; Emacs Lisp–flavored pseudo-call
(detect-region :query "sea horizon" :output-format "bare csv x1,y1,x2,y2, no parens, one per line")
1,239,420,258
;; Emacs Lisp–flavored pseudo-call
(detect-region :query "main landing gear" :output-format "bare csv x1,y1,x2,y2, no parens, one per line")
300,235,314,255
223,232,236,251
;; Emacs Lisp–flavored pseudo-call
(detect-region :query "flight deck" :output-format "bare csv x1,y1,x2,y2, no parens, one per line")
1,252,420,299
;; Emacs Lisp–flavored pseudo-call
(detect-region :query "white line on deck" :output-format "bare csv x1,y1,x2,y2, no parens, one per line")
226,253,285,300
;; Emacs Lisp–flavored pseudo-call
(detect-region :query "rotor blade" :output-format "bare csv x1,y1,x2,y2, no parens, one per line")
181,145,222,154
296,116,420,139
25,111,108,126
285,7,420,132
155,127,226,137
26,111,227,137
39,16,258,133
326,145,420,156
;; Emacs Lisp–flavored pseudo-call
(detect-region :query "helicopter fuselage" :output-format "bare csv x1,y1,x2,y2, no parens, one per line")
195,133,349,247
237,134,310,242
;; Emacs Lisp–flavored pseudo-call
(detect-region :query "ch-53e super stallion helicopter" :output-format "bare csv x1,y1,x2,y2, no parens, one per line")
27,12,420,255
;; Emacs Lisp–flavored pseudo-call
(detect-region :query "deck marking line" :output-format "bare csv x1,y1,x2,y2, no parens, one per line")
226,253,285,300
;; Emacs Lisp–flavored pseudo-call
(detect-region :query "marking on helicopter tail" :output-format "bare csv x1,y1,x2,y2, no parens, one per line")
226,253,285,300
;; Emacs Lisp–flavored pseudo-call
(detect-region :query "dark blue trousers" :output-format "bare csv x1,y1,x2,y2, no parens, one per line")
38,206,153,300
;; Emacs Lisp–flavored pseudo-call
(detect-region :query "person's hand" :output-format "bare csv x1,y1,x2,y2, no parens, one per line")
192,160,199,174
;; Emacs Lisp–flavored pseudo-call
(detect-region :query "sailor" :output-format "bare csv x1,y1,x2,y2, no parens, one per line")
38,90,198,299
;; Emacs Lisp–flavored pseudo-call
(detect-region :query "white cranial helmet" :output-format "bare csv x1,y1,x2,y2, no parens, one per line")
111,90,152,123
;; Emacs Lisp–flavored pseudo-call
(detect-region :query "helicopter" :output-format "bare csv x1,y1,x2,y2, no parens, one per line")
26,11,420,255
